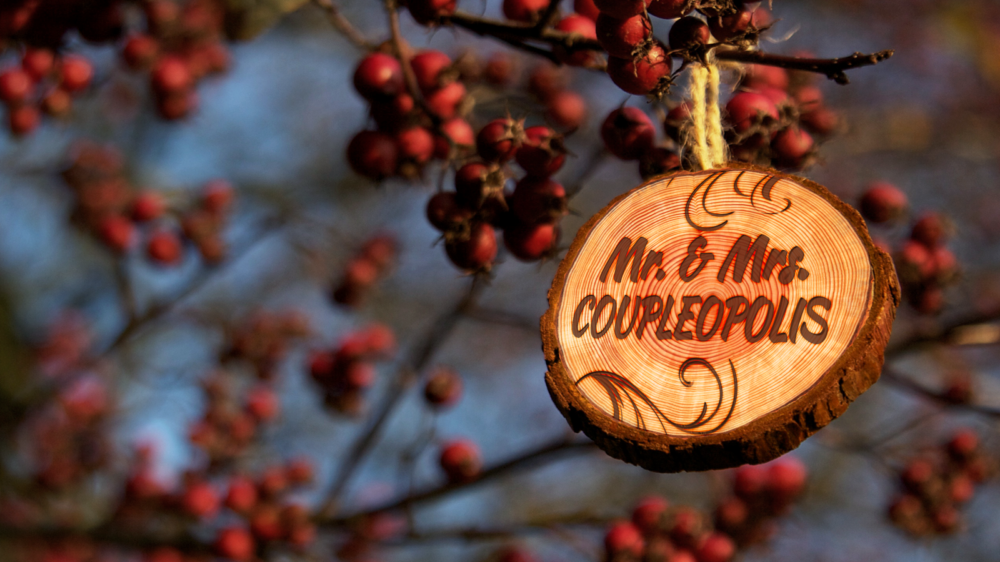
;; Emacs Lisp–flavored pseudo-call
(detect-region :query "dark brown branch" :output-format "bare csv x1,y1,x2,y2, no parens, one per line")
319,277,485,517
533,0,563,32
385,0,440,123
325,436,596,525
313,0,375,50
377,516,609,545
442,10,892,82
885,309,1000,358
880,367,1000,418
713,49,895,85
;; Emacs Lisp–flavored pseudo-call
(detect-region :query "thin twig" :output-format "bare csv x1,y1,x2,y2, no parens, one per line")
385,0,440,123
880,367,1000,418
313,0,375,50
325,436,596,524
714,48,895,85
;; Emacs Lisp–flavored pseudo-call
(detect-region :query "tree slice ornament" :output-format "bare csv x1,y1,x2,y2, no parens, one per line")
542,164,900,472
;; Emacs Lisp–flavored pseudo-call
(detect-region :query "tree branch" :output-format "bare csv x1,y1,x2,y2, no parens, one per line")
713,49,895,85
325,436,596,524
313,0,375,50
880,367,1000,418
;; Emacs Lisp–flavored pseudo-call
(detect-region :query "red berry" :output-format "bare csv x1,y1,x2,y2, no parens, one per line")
424,366,463,408
155,90,198,120
930,246,957,284
765,456,807,500
707,9,753,41
59,56,94,93
554,15,598,67
410,50,453,92
932,505,960,533
606,41,672,96
950,474,975,504
182,480,220,518
151,56,192,94
504,221,559,262
742,64,789,91
600,107,655,160
668,16,711,52
426,191,472,231
0,68,33,104
794,85,823,113
527,64,567,102
596,13,651,58
41,88,72,117
911,212,948,248
146,230,184,265
648,0,692,19
477,118,524,162
948,429,979,460
424,80,466,119
574,0,601,20
631,496,668,535
604,521,644,557
896,240,935,282
131,191,166,222
594,0,651,19
454,162,494,210
347,130,399,180
439,438,482,482
639,146,681,179
246,386,280,421
859,182,907,223
122,34,160,70
516,126,566,177
901,458,935,492
771,126,814,170
664,101,692,142
697,533,735,562
203,180,235,215
483,52,514,86
395,126,435,164
445,222,497,272
7,105,42,136
510,176,566,224
225,476,258,513
888,494,922,524
98,215,136,253
733,464,767,499
726,91,780,135
801,106,839,136
286,457,314,484
258,466,289,497
942,372,972,404
434,117,475,159
22,48,55,80
408,0,458,25
503,0,550,23
352,53,403,100
669,507,704,548
545,90,586,130
714,497,748,534
249,504,283,540
371,93,416,132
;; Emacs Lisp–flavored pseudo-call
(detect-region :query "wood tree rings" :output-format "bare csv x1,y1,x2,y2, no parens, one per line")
542,165,899,472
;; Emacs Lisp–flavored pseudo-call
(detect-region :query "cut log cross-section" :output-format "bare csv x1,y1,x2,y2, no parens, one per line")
542,165,899,472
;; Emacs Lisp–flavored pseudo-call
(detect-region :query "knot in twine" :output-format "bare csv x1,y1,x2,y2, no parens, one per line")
687,59,727,171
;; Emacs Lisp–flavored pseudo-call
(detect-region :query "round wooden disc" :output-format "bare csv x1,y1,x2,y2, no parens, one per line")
542,165,899,472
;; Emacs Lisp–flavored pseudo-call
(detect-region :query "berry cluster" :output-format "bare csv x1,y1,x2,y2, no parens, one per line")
187,374,282,465
332,233,400,307
308,324,397,416
858,182,958,314
426,116,567,272
118,451,315,561
0,0,124,47
349,48,475,181
602,456,807,562
24,375,111,489
523,62,588,131
62,141,237,266
0,49,92,135
602,106,681,180
888,429,992,536
122,0,231,120
224,310,311,380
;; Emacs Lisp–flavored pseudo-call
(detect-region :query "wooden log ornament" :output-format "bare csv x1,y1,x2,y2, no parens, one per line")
542,165,900,472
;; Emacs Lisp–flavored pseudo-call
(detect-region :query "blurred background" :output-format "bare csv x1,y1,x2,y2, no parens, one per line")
0,0,999,561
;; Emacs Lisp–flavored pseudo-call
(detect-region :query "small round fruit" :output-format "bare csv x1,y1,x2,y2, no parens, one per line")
606,41,672,96
859,182,907,224
596,13,651,58
476,118,524,163
98,215,136,253
151,56,192,94
424,80,466,119
604,521,644,557
408,0,458,25
600,107,655,160
147,230,184,265
594,0,651,19
8,104,40,136
424,366,463,408
574,0,601,20
516,126,566,177
445,222,497,272
426,191,472,231
545,90,586,130
771,126,814,170
647,0,692,19
131,191,166,222
347,130,399,180
668,16,711,52
214,527,254,561
504,221,559,261
438,438,483,481
554,15,598,67
0,68,33,104
22,48,55,80
395,126,435,164
352,53,403,100
122,34,160,70
726,91,780,135
410,50,453,92
503,0,549,23
59,55,94,93
434,117,475,159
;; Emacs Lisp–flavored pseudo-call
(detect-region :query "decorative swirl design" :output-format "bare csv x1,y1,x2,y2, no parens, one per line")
576,359,738,435
685,171,792,231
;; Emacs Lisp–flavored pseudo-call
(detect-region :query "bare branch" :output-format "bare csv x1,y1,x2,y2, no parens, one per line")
314,0,376,50
714,49,895,85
